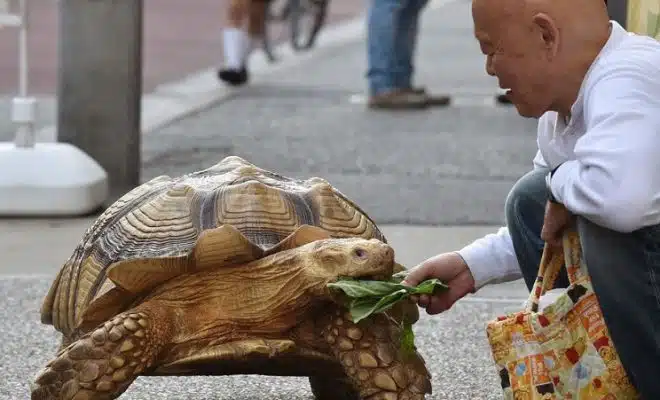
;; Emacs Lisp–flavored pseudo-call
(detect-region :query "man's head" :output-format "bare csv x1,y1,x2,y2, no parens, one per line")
472,0,611,117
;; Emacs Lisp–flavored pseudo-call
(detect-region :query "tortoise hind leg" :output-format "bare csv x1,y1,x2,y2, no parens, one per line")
309,376,360,400
31,309,169,400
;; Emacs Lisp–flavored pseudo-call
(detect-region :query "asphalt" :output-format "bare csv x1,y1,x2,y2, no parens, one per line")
0,0,538,398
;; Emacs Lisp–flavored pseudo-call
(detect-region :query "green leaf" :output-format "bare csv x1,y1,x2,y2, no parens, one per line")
327,277,405,298
348,289,409,323
329,276,449,323
410,278,449,295
390,270,408,284
400,322,416,359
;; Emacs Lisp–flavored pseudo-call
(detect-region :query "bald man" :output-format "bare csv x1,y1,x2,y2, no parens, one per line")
403,0,660,397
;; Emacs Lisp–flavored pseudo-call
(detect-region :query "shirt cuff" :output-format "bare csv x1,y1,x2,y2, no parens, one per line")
458,243,502,291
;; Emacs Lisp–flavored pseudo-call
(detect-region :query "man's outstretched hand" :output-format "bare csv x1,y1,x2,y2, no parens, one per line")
402,252,476,314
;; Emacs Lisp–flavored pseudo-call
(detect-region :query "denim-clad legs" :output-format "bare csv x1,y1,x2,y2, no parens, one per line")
366,0,429,96
506,168,660,398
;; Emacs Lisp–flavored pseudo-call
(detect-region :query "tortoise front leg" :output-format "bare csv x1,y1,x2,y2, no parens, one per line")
31,308,170,400
321,310,432,400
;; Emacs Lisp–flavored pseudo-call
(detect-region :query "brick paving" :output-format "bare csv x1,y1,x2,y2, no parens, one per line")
0,0,365,95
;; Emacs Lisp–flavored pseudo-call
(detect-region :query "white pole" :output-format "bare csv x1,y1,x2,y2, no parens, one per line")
18,0,27,96
12,0,36,148
0,0,109,217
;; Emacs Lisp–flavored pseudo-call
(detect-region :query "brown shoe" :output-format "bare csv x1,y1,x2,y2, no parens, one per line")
367,89,429,110
406,87,451,106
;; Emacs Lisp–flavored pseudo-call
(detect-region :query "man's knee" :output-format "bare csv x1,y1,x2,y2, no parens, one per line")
504,168,548,225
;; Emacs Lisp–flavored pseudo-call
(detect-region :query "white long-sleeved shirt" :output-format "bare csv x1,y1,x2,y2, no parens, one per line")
459,21,660,290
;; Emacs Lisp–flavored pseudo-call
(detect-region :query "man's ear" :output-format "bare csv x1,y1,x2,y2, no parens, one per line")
532,12,559,58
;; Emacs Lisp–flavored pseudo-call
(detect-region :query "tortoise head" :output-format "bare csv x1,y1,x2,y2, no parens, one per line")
307,237,395,282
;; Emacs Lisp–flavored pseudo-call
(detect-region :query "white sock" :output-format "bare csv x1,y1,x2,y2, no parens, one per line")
223,28,248,69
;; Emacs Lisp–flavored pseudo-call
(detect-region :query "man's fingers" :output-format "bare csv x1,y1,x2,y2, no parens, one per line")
541,222,564,247
425,295,451,315
402,267,431,287
417,294,430,307
540,222,552,242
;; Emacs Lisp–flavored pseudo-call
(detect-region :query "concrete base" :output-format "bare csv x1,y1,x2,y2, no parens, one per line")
0,142,108,216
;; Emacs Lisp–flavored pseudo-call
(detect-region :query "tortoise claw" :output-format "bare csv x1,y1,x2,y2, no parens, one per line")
31,311,161,400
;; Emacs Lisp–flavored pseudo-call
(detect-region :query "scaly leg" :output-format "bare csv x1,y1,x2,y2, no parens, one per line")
321,310,432,400
31,309,169,400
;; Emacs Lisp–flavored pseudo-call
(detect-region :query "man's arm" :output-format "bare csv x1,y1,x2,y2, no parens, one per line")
549,61,660,233
456,113,556,290
458,226,521,290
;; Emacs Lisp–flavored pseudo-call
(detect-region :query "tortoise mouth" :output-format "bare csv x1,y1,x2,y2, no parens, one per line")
333,272,392,283
357,273,390,281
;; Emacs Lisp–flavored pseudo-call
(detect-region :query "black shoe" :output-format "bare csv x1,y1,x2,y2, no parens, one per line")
217,67,249,86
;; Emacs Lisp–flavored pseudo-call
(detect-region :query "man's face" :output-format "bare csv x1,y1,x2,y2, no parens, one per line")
472,0,557,118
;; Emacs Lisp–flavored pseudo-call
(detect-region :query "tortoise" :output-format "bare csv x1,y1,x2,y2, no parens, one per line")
30,156,432,400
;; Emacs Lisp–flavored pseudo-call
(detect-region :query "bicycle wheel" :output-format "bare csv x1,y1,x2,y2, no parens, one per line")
289,0,328,51
268,0,292,21
262,0,290,62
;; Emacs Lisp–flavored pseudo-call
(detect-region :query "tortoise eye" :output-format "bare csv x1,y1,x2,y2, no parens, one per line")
353,248,367,259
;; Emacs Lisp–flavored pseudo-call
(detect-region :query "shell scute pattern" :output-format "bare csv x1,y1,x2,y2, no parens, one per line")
41,157,385,337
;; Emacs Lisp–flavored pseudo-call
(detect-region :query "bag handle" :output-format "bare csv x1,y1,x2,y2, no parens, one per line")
524,229,587,313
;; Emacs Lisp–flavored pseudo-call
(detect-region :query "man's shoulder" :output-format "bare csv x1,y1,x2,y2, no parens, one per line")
593,33,660,78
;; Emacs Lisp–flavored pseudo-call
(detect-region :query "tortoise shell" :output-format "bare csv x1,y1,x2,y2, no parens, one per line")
41,156,386,337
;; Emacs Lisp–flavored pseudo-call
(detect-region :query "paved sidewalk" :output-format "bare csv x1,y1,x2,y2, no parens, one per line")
0,0,537,398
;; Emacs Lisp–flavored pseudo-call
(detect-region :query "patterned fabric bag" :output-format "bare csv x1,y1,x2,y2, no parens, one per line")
485,230,639,399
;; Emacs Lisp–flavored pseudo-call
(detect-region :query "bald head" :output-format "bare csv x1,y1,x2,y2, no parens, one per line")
472,0,611,117
472,0,609,31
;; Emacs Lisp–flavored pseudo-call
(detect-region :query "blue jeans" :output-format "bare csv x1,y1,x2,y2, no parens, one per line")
366,0,429,96
506,168,660,398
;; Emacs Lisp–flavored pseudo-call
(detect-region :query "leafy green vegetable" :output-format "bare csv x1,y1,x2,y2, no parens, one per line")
348,289,410,323
327,274,449,359
390,270,408,284
325,279,405,299
400,322,416,358
328,277,448,323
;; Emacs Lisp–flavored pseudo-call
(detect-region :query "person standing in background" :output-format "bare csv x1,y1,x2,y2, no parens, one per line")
218,0,269,86
366,0,451,109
